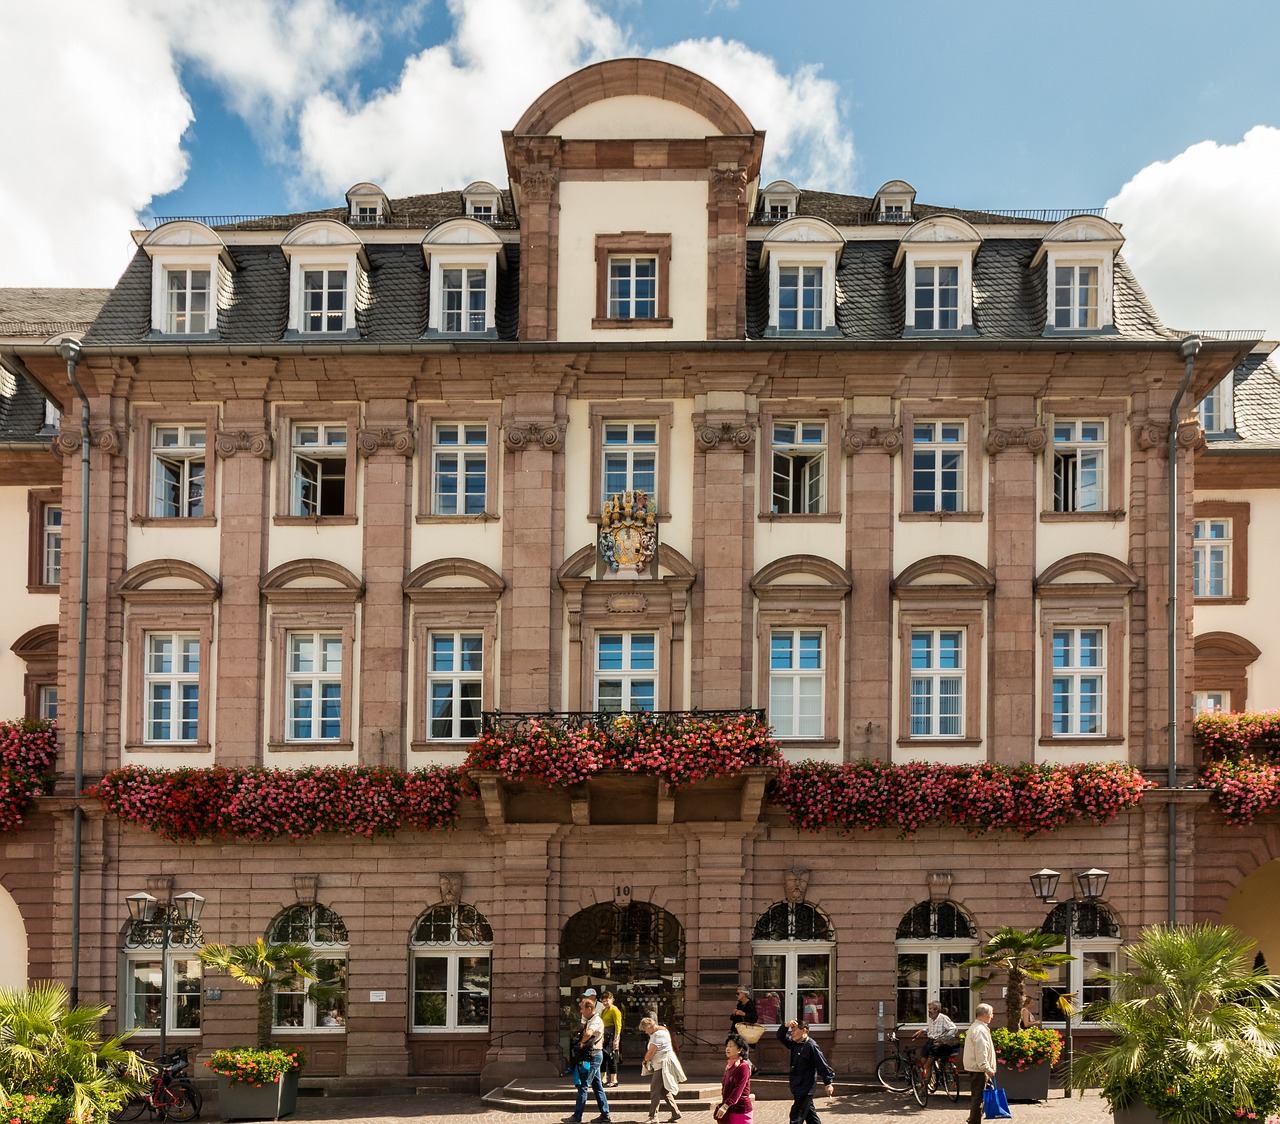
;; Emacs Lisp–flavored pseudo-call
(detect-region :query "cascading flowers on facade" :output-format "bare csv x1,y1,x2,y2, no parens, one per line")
1196,709,1280,826
0,718,58,833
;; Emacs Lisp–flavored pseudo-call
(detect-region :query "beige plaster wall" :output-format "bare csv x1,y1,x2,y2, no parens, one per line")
0,486,57,718
1036,518,1129,575
893,517,988,573
125,524,222,578
552,95,723,139
1222,858,1280,973
0,884,28,989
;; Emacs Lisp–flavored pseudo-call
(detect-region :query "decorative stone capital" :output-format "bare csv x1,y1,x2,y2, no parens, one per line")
1133,422,1166,451
51,431,81,458
356,426,414,458
843,424,903,455
695,420,755,452
52,426,125,457
520,166,558,202
94,426,125,456
709,166,748,204
985,426,1047,455
214,429,273,459
503,420,564,452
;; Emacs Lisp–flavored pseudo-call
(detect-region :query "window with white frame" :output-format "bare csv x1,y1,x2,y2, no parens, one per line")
441,268,488,333
778,265,824,331
433,424,487,515
301,269,348,333
410,903,493,1031
910,629,964,737
608,256,658,319
1053,263,1100,330
913,265,960,331
771,421,826,514
1052,421,1106,512
1193,519,1232,598
151,425,206,518
164,268,211,334
291,424,348,517
144,633,200,744
894,901,977,1025
601,422,657,505
595,632,656,713
41,398,60,433
769,629,823,739
1051,628,1105,736
1040,902,1121,1026
268,905,349,1031
286,632,343,742
428,632,483,741
1194,690,1230,714
352,204,381,226
912,422,965,513
768,202,792,221
467,202,494,222
751,902,834,1028
123,954,203,1035
38,685,58,722
1198,377,1233,436
42,504,61,586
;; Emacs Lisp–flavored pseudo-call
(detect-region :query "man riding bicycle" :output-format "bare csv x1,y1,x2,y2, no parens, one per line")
912,1001,960,1085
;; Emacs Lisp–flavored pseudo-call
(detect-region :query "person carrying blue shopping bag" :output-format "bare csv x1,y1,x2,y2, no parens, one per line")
962,1003,998,1124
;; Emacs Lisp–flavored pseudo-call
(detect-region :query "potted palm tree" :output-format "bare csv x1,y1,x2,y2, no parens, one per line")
1069,923,1280,1124
0,980,146,1124
199,937,332,1121
962,926,1070,1101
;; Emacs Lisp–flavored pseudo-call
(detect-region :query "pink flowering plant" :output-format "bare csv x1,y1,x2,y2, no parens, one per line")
768,760,1150,837
1195,711,1280,826
0,719,58,834
205,1048,304,1087
90,764,466,842
990,1026,1062,1071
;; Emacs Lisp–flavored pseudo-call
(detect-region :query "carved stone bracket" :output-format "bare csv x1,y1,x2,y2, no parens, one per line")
214,429,273,459
784,868,810,904
695,420,755,452
1133,420,1203,455
51,426,125,458
356,426,414,458
438,873,462,906
843,425,903,455
985,426,1047,455
709,166,748,204
503,421,564,452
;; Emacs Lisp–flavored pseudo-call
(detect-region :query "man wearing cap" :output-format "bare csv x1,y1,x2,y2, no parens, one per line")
566,996,611,1124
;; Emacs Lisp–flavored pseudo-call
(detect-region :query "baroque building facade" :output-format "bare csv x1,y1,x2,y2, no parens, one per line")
1,59,1277,1091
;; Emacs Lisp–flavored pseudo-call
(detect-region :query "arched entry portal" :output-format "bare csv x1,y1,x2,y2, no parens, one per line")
1223,859,1280,972
0,883,29,989
560,902,685,1071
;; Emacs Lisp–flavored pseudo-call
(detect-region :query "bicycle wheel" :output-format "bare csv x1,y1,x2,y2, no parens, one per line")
910,1061,929,1107
111,1095,149,1122
942,1061,961,1101
162,1085,201,1122
876,1055,911,1093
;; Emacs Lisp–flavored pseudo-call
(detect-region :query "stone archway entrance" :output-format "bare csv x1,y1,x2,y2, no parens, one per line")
0,883,28,989
560,901,685,1072
1223,859,1280,972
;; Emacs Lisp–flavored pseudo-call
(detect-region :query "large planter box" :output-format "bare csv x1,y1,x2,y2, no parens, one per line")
1113,1100,1165,1124
995,1060,1051,1102
215,1070,299,1121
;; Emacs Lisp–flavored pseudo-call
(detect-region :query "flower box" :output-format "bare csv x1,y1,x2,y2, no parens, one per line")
996,1060,1051,1102
215,1070,299,1121
1112,1100,1165,1124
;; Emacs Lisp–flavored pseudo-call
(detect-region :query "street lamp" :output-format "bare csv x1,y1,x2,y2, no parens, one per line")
1029,867,1109,1099
125,888,205,1060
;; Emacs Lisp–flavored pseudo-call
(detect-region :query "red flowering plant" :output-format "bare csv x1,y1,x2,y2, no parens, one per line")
205,1047,304,1087
768,760,1151,837
990,1026,1063,1071
89,765,466,843
462,711,784,788
1195,711,1280,827
0,719,58,834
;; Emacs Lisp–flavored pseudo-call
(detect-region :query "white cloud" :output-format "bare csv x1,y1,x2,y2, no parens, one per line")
0,0,192,286
1108,127,1280,339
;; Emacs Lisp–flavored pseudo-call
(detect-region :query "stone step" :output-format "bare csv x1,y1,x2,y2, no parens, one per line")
481,1077,879,1114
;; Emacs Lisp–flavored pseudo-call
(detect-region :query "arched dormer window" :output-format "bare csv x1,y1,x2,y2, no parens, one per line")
759,179,799,223
1031,215,1124,336
421,219,505,338
281,220,367,338
345,181,389,226
141,221,233,338
894,900,977,1025
462,181,502,223
873,180,917,222
759,218,843,337
266,904,349,1032
751,902,834,1028
1040,901,1122,1026
895,216,981,336
409,903,493,1031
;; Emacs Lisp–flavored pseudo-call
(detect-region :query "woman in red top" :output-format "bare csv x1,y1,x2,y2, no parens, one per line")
716,1033,753,1124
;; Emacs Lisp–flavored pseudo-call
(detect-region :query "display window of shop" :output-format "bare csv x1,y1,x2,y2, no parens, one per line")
750,902,834,1029
266,904,349,1031
894,900,978,1025
409,902,493,1031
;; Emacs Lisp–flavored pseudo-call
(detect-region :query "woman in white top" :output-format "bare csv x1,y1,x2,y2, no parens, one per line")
640,1016,686,1124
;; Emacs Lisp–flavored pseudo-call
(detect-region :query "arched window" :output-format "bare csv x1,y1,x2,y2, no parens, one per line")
1040,901,1121,1026
122,906,205,1038
894,901,977,1025
267,904,349,1031
409,903,493,1031
751,903,834,1029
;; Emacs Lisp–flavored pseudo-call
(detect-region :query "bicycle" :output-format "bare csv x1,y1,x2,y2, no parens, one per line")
112,1048,202,1122
877,1026,961,1107
875,1026,917,1093
925,1047,962,1102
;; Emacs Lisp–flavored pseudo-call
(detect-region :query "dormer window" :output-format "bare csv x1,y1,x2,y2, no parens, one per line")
873,179,917,223
344,182,389,227
352,205,381,226
1034,215,1124,336
896,216,981,336
463,181,502,224
140,221,231,339
759,180,800,224
422,218,504,337
1199,374,1234,436
281,221,366,339
760,217,843,337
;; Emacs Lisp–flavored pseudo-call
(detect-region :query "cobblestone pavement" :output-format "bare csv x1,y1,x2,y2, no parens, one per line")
212,1087,1114,1123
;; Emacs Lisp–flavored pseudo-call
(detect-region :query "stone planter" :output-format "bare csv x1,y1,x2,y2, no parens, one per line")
215,1070,299,1121
995,1060,1051,1101
1113,1100,1165,1124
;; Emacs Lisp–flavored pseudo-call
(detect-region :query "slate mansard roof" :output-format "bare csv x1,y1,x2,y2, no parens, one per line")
84,187,1174,346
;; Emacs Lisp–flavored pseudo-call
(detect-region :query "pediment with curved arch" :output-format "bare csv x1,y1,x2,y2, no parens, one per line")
1036,552,1138,591
282,219,365,250
900,215,982,246
1042,214,1124,246
762,216,844,248
1195,631,1261,663
750,554,852,594
405,558,505,595
892,555,995,593
261,558,363,594
142,220,227,250
10,624,58,661
117,558,220,599
423,218,504,249
557,542,696,585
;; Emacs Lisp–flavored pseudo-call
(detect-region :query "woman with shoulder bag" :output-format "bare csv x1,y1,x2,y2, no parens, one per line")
715,1033,753,1124
640,1016,686,1124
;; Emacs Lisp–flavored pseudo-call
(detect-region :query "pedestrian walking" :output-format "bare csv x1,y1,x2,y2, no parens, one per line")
640,1015,686,1123
775,1020,834,1124
565,996,611,1124
715,1032,753,1124
600,990,622,1087
962,1002,997,1124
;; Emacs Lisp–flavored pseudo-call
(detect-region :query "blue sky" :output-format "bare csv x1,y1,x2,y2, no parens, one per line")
6,0,1280,334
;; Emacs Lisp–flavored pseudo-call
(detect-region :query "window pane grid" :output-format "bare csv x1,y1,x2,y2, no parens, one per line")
769,629,824,738
1054,264,1099,329
913,265,959,330
601,422,657,503
1192,518,1232,597
1053,420,1106,512
771,421,826,514
778,265,824,331
302,269,347,333
428,632,484,740
433,424,488,515
42,504,62,585
165,269,211,334
910,629,964,737
287,632,343,741
911,422,965,512
609,256,657,319
441,268,488,333
291,424,347,516
594,632,656,712
1051,627,1106,736
150,426,206,518
145,633,200,743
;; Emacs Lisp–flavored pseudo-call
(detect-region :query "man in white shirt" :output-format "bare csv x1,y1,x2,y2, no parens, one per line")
913,1001,958,1086
962,1003,997,1124
567,997,611,1124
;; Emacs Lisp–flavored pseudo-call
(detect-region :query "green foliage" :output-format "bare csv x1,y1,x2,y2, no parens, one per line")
206,1047,305,1087
962,926,1073,1030
199,939,332,1050
989,1026,1063,1071
0,980,146,1124
1069,923,1280,1124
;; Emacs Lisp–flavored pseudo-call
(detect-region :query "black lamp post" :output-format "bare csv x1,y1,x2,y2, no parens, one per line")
1029,867,1108,1099
125,889,205,1060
